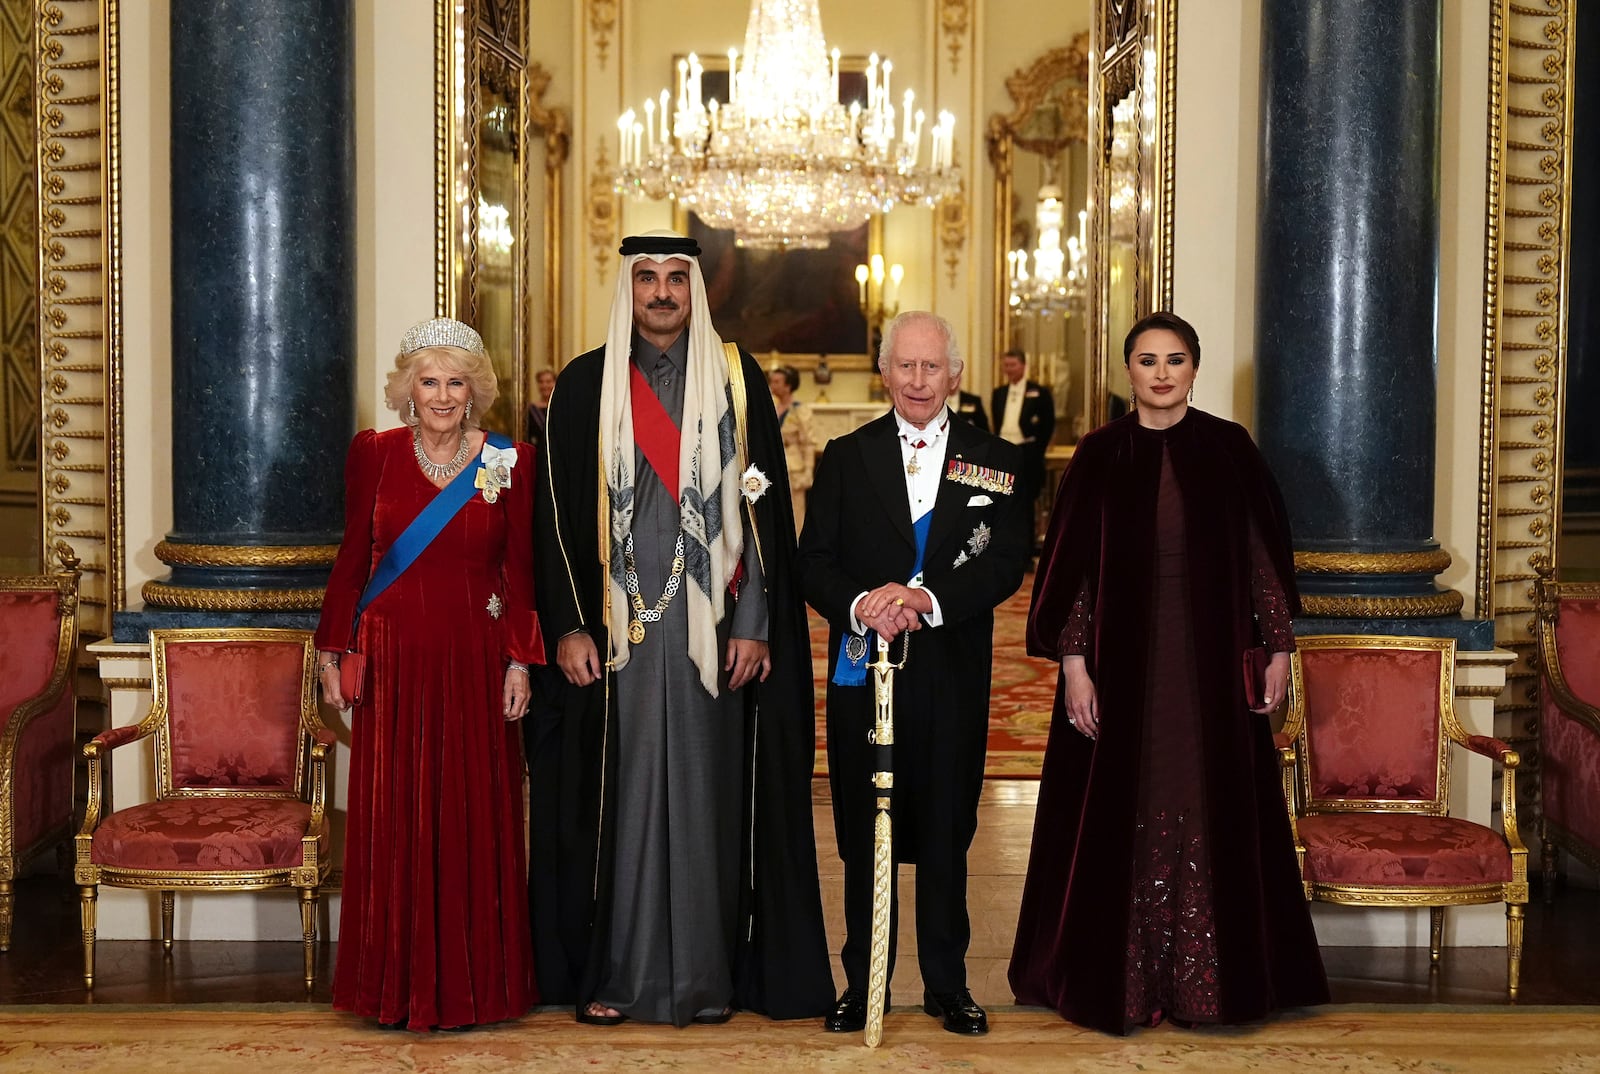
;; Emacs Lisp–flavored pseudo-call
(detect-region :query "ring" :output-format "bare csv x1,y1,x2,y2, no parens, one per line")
894,597,904,606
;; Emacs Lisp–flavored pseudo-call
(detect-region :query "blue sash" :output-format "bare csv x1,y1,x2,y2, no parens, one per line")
832,509,932,687
355,431,513,620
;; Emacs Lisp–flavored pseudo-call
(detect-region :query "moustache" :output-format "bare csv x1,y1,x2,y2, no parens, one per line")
646,300,679,310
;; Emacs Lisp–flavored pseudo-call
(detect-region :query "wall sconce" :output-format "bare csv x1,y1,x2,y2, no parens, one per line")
855,253,903,354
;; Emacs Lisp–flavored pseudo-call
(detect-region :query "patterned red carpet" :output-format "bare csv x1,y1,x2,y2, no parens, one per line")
810,580,1054,778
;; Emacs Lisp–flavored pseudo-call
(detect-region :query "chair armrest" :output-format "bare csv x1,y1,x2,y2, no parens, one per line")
88,722,152,753
310,726,337,750
1463,734,1519,767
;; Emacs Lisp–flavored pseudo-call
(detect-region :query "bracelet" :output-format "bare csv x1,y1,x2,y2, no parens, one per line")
506,661,529,674
317,658,340,673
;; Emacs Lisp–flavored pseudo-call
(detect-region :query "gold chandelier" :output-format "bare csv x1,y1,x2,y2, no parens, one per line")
614,0,960,249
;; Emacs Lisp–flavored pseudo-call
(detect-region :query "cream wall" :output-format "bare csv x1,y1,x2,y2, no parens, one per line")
117,1,437,603
1173,0,1491,604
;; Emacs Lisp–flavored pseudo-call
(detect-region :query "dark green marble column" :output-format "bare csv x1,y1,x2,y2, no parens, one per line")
1255,0,1489,648
118,0,354,640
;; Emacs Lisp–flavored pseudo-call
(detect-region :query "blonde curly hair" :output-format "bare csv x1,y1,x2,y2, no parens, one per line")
385,345,498,429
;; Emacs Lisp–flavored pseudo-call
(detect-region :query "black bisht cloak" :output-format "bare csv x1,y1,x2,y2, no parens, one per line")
1008,409,1328,1033
528,343,834,1019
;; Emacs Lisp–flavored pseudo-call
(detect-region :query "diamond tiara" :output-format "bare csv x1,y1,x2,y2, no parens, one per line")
398,317,487,357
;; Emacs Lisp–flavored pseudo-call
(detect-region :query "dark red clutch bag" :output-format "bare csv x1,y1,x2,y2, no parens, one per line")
340,650,367,707
1242,646,1270,708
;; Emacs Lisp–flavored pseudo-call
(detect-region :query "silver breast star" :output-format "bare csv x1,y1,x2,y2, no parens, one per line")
486,593,503,619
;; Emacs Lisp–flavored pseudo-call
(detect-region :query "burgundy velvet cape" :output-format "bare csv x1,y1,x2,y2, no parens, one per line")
1008,409,1328,1033
528,345,835,1020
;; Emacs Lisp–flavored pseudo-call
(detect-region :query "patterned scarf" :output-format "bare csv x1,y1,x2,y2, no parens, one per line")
596,236,743,696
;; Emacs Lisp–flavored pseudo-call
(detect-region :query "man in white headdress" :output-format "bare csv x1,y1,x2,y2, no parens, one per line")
530,230,832,1027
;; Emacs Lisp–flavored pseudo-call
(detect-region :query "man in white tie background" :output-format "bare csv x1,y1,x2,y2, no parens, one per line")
797,310,1031,1036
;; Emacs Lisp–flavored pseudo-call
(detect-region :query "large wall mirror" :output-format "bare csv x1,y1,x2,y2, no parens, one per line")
1087,0,1175,420
988,36,1092,445
439,0,569,439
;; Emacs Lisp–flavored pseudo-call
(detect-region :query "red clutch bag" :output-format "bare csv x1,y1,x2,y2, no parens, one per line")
340,650,367,707
1242,646,1270,708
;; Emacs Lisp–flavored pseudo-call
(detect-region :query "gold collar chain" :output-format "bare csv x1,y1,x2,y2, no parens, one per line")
622,530,686,644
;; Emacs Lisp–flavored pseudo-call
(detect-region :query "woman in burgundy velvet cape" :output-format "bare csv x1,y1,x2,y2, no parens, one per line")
1009,313,1327,1034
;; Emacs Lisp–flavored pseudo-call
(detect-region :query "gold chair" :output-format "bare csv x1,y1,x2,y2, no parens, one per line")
1532,560,1600,900
74,627,334,989
1279,634,1528,995
0,550,80,951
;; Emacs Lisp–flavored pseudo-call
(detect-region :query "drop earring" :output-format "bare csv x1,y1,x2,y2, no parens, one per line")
409,398,417,421
1188,387,1194,404
465,400,473,423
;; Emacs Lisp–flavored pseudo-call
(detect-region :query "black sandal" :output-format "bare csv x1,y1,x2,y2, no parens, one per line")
691,1007,735,1025
577,1003,626,1026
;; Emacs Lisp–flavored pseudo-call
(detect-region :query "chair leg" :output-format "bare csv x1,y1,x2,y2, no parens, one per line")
79,885,97,989
1429,906,1445,965
1542,837,1559,906
160,891,175,952
1507,903,1525,999
0,878,13,953
300,887,318,992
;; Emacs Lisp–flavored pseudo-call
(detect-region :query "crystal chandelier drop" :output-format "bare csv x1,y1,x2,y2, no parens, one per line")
614,0,960,250
1008,181,1086,317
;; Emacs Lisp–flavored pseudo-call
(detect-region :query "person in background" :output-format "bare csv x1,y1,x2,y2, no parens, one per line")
990,347,1055,518
1009,311,1327,1034
525,367,556,449
948,373,990,432
769,364,817,531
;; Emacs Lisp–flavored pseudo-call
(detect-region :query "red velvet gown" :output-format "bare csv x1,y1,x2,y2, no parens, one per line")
1010,410,1327,1034
316,427,541,1030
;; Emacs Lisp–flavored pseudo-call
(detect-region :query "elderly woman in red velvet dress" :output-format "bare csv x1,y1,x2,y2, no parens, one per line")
1009,311,1327,1034
316,318,540,1031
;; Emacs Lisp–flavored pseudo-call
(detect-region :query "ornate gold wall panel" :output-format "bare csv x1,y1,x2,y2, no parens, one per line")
1482,0,1575,815
33,0,121,636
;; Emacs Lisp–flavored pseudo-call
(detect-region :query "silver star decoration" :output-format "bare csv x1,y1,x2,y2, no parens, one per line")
967,522,992,556
952,550,970,569
486,593,503,619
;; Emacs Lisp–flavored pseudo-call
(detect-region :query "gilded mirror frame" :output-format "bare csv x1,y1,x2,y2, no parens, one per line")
987,35,1090,438
1087,0,1175,423
18,0,123,635
437,0,570,434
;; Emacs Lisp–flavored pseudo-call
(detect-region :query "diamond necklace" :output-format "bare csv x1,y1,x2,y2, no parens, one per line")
413,429,472,482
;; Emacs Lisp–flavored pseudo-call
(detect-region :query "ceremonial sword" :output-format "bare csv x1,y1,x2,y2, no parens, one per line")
864,631,909,1048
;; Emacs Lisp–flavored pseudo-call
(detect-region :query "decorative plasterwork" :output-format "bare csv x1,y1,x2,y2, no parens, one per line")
33,0,123,635
938,179,967,289
587,138,618,285
1483,0,1575,830
588,0,617,70
939,0,969,75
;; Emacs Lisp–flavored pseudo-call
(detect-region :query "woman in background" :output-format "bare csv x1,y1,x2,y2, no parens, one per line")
768,365,815,531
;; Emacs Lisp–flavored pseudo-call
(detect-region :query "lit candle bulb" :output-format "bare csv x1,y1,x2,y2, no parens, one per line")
902,90,914,144
644,98,655,152
728,49,739,105
855,263,869,305
882,60,892,111
867,54,879,110
888,263,904,305
618,111,634,165
870,253,885,288
677,59,687,111
660,90,670,145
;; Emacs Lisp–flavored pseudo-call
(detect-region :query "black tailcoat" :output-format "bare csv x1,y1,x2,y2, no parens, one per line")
796,410,1029,991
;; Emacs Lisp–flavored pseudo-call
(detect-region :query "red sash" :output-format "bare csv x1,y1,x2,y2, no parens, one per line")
630,363,681,496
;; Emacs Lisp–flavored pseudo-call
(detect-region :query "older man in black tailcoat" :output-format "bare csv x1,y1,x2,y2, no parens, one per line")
797,311,1030,1036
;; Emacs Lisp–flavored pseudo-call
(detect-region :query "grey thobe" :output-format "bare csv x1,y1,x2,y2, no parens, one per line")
595,333,767,1025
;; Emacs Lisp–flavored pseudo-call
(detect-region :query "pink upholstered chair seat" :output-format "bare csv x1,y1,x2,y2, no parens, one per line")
90,798,320,872
1298,813,1513,886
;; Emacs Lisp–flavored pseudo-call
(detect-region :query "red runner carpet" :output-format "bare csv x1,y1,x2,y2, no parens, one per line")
810,580,1054,778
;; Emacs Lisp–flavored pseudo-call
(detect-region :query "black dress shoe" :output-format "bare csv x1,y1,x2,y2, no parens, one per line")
923,988,988,1035
691,1006,735,1025
824,988,867,1033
